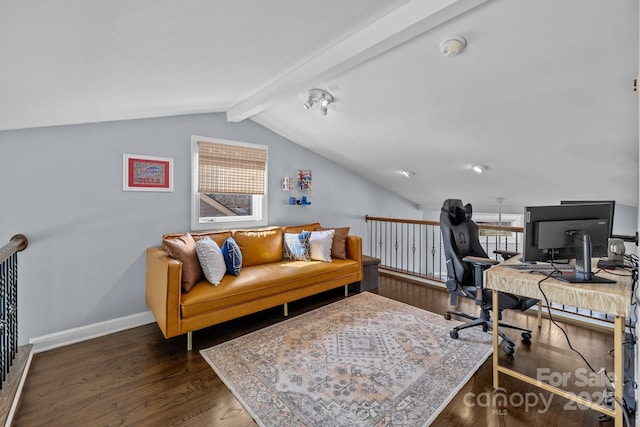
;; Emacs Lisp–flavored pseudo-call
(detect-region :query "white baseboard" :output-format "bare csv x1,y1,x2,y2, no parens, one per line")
29,311,156,353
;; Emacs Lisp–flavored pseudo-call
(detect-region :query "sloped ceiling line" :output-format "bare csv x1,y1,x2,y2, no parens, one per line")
225,0,490,123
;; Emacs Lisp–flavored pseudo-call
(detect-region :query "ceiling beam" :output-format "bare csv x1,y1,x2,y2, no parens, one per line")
226,0,490,122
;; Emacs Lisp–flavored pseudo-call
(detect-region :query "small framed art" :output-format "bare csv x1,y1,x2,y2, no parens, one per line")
297,169,312,190
123,154,173,192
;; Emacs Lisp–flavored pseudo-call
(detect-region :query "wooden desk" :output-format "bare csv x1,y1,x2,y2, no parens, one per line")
485,259,632,426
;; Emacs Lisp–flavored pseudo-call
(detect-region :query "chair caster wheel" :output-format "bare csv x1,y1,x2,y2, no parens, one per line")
450,330,459,339
522,332,532,342
504,344,515,355
444,312,452,320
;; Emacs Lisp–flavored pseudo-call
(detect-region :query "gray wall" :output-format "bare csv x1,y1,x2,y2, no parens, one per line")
0,113,421,344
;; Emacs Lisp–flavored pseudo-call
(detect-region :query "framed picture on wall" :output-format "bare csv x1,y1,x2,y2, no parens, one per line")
123,154,173,192
297,169,312,190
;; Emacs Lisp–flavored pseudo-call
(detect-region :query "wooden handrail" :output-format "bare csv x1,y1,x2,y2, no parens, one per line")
365,215,439,226
0,234,28,264
365,215,523,233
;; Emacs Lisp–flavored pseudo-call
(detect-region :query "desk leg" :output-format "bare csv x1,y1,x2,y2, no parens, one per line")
614,315,624,427
537,300,542,328
492,290,500,389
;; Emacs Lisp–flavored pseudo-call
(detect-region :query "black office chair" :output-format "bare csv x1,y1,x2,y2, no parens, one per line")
440,199,538,354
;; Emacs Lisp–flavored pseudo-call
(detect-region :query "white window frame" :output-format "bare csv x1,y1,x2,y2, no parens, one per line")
191,135,268,230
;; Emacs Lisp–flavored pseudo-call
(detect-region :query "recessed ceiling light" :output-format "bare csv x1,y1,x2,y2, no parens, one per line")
400,170,416,178
472,165,488,174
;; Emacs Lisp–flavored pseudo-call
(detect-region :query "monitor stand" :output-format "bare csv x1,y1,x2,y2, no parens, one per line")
556,232,616,284
556,272,616,284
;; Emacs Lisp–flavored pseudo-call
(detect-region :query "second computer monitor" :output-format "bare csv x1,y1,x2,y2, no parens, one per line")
522,202,613,264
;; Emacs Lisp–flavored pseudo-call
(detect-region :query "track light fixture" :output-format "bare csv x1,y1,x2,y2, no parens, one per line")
303,98,314,110
303,89,334,115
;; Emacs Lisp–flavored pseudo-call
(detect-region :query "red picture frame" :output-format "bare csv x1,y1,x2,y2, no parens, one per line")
123,154,173,192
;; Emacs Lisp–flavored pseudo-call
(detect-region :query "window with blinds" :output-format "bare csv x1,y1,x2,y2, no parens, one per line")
191,136,268,230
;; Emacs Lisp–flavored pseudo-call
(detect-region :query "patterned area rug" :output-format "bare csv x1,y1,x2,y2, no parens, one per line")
200,292,493,426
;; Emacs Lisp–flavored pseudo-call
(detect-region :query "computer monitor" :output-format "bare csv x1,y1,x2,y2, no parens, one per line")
560,200,615,237
522,203,615,283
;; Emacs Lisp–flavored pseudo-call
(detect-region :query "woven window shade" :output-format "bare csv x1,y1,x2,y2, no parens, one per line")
198,140,267,195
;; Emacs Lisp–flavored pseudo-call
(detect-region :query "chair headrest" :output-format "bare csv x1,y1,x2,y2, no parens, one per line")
441,199,474,226
464,203,473,220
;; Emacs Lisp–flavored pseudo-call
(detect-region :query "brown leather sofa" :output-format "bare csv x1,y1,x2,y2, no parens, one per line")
146,223,363,350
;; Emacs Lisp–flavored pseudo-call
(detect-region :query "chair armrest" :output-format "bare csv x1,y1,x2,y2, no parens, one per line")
462,256,499,266
462,256,498,306
493,250,519,260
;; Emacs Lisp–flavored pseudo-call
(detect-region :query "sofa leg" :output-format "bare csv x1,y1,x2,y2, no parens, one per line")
284,303,288,317
187,332,193,351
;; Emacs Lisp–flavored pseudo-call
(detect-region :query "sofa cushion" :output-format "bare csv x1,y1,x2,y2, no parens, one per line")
191,230,233,248
161,233,202,293
283,223,321,234
163,230,232,248
309,229,334,262
195,237,226,286
233,227,283,267
221,237,242,276
181,259,360,318
318,226,350,259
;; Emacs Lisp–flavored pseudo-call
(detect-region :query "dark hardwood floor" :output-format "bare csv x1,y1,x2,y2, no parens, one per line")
13,273,632,426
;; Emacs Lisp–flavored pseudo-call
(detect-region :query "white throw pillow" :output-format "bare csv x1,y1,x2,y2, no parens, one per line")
195,237,226,286
309,229,335,262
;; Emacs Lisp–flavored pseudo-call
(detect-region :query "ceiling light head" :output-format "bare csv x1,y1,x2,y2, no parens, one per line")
303,88,334,115
472,164,488,174
303,96,314,110
440,35,466,56
400,170,416,178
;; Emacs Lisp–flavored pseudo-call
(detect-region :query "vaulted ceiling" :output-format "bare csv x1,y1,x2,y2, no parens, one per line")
1,0,637,213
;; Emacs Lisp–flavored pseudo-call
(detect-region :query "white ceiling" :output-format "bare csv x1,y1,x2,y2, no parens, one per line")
1,0,638,213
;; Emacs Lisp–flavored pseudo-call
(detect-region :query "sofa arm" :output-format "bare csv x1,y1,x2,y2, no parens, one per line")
345,235,364,281
145,247,182,339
